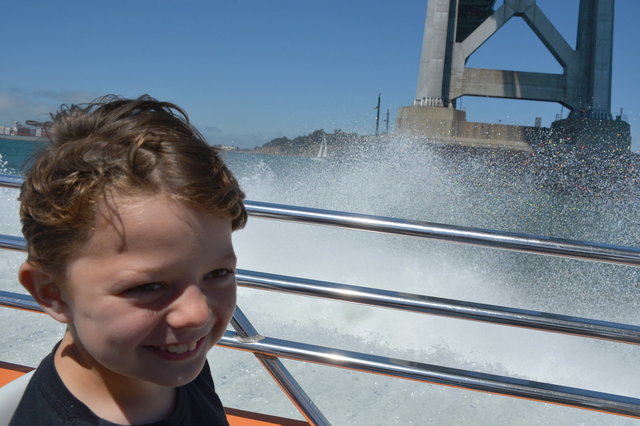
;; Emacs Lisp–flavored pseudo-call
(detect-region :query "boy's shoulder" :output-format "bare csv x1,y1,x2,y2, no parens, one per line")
9,348,81,425
9,350,229,426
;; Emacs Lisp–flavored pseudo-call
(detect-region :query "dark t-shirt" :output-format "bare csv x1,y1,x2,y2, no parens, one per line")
9,346,229,425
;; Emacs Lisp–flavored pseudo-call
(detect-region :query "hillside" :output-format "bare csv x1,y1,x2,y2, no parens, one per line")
252,129,363,158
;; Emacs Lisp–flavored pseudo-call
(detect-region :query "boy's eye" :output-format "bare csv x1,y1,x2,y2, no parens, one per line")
204,269,234,280
126,282,165,294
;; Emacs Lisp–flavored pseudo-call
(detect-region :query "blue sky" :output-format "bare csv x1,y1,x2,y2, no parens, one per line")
0,0,638,149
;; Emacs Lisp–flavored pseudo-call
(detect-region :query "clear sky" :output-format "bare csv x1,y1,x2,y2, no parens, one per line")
0,0,638,149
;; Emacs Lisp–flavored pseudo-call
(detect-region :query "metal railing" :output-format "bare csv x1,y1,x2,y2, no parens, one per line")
1,173,640,423
245,200,640,266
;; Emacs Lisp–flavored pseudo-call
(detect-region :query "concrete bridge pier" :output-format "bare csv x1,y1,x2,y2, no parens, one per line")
397,0,631,151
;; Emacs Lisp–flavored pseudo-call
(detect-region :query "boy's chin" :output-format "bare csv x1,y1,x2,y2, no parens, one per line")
169,353,209,386
148,361,206,388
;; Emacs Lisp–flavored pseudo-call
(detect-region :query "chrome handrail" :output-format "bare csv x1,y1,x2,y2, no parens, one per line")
0,290,42,313
236,270,640,345
3,174,640,266
2,289,640,418
3,245,637,344
244,200,640,266
231,307,329,425
218,332,640,419
0,234,27,252
0,174,23,189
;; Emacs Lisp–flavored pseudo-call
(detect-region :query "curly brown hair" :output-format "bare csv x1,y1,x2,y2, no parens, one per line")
20,94,247,282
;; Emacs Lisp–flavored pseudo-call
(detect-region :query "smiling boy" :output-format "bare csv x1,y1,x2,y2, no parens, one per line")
10,95,246,425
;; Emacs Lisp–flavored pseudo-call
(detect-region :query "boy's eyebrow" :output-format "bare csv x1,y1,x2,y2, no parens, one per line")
112,252,237,282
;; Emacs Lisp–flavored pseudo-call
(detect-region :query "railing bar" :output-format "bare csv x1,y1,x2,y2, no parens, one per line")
4,258,640,346
231,307,330,426
243,200,640,266
1,290,637,418
2,231,637,345
236,270,640,344
2,174,639,266
231,305,261,338
2,291,639,418
0,291,42,313
2,289,636,419
219,332,640,418
0,235,27,252
0,175,23,189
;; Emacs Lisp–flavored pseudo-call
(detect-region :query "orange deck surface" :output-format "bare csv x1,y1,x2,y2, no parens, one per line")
0,361,34,386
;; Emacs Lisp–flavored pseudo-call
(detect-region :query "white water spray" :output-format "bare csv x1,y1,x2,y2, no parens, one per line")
1,139,639,424
215,139,640,424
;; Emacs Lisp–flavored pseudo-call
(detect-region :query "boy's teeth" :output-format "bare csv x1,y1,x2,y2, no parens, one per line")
159,340,198,354
168,344,188,354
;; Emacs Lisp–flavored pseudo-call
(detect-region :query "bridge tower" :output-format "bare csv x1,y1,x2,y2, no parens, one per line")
396,0,630,150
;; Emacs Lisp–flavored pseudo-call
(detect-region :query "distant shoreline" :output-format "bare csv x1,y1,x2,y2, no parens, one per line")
0,135,48,142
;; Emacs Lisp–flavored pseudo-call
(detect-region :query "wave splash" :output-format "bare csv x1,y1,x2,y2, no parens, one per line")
218,137,640,424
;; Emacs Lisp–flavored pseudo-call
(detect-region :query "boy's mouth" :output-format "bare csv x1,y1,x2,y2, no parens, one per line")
152,337,204,355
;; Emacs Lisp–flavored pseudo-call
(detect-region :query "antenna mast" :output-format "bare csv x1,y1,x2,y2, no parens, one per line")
375,93,381,136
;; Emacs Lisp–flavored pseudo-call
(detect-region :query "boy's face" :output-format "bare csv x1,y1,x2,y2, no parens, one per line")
53,193,237,388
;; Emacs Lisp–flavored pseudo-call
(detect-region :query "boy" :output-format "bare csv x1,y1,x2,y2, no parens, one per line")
10,95,246,425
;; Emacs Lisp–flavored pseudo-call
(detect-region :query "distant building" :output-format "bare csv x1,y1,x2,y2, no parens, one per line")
0,122,43,137
212,145,237,151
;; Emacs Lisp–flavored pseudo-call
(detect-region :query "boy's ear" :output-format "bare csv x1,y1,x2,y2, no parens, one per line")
18,261,71,324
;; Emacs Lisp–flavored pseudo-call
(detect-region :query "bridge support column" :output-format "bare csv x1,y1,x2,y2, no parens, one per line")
397,0,630,150
572,0,614,119
415,0,458,108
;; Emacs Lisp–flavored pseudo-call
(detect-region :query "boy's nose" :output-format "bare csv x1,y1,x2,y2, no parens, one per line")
166,284,211,329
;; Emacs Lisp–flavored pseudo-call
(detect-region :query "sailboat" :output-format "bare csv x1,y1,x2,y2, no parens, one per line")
313,134,328,161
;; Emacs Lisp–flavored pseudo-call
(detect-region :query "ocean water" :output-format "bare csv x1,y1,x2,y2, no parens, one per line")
1,137,639,425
